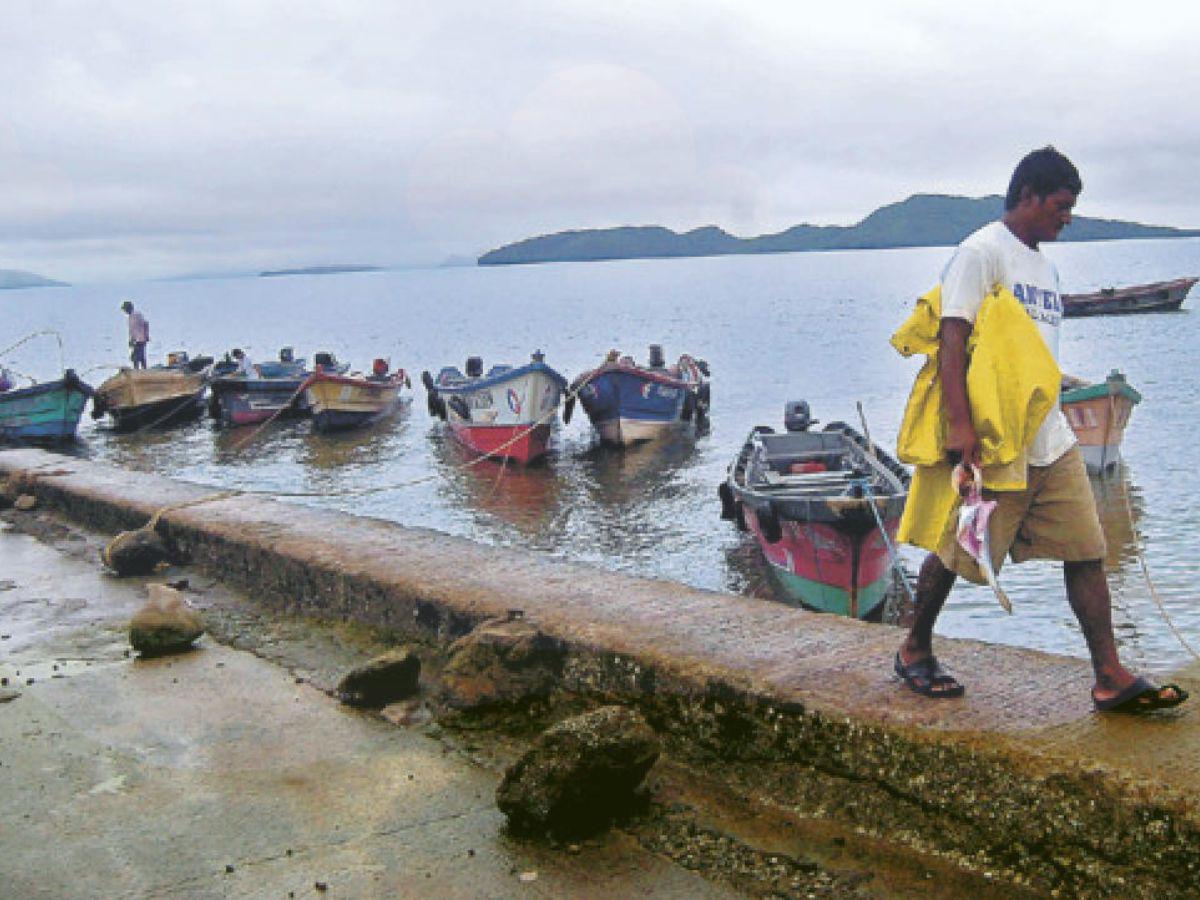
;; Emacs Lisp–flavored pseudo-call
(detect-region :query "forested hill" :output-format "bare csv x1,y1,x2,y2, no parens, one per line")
0,269,68,289
478,194,1200,266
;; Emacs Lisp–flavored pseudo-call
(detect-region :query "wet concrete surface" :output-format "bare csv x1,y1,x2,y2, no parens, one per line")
0,524,738,899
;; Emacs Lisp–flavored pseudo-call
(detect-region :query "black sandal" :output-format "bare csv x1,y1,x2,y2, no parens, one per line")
894,652,965,699
1094,676,1189,714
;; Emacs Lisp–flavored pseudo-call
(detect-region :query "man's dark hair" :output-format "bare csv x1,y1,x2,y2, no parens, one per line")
1005,146,1082,210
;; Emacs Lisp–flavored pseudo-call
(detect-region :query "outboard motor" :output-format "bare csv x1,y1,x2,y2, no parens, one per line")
648,344,665,368
531,349,545,363
279,347,294,363
465,356,483,378
784,400,817,433
314,351,335,370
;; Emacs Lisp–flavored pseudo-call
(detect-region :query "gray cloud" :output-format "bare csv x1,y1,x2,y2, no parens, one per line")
3,0,1198,281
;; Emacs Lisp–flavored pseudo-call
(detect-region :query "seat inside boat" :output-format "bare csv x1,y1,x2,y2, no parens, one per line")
751,432,864,490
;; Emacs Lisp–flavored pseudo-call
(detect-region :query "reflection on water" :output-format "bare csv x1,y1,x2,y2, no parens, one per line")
430,428,568,542
568,432,703,566
1091,468,1144,571
576,432,699,508
1093,469,1154,666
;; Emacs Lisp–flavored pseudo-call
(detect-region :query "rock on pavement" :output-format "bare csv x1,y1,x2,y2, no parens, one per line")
439,615,564,710
337,647,422,707
129,584,205,657
496,705,661,836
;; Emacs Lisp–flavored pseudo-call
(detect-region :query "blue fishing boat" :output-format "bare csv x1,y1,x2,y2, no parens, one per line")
0,369,94,444
207,347,313,426
567,345,710,446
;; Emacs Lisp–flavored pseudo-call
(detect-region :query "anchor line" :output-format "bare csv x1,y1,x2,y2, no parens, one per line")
858,478,917,609
1118,482,1200,663
0,329,66,377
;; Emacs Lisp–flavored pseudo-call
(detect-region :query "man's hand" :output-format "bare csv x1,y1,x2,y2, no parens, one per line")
945,419,981,468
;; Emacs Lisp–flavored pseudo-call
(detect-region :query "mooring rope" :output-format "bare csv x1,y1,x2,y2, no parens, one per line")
1118,480,1200,663
226,379,311,451
859,478,918,608
0,329,66,376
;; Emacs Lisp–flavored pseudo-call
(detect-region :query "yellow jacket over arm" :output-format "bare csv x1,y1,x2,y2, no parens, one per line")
891,285,1061,551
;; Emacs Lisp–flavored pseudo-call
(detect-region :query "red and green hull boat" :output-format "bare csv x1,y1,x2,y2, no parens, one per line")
719,405,909,620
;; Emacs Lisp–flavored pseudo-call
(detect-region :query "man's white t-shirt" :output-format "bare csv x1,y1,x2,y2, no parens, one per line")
940,221,1075,467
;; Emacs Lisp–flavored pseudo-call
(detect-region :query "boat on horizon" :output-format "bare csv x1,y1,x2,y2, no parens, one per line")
719,402,909,620
0,369,94,444
1062,276,1196,317
91,351,211,431
568,345,710,447
303,358,411,432
1061,370,1142,475
422,351,567,465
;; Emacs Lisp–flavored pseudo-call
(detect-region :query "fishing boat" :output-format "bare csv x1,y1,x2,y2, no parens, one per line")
421,351,567,464
1061,370,1142,475
718,402,909,620
1062,276,1196,318
303,358,411,432
91,352,211,431
207,347,314,426
0,369,94,444
568,345,710,446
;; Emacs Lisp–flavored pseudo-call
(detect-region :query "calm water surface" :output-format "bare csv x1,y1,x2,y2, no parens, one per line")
5,238,1199,670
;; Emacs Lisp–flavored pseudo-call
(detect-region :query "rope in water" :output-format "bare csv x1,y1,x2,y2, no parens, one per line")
1118,480,1200,663
0,329,66,377
859,478,917,608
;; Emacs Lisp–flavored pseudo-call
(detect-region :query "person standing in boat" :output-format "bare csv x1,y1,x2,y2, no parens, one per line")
121,300,149,370
893,146,1187,714
231,348,257,378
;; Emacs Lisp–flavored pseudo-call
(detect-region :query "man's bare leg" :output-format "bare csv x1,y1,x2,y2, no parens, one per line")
1064,559,1139,701
895,552,962,695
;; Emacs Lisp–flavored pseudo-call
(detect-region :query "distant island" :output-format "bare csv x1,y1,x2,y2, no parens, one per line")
478,194,1200,266
0,268,68,290
259,265,382,277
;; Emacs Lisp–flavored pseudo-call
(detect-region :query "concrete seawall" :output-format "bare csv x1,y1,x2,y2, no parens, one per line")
4,448,1198,896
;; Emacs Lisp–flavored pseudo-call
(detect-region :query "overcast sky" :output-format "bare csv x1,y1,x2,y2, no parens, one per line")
4,1,1199,282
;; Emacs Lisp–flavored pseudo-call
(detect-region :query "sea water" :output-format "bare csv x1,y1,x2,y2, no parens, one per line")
4,237,1198,670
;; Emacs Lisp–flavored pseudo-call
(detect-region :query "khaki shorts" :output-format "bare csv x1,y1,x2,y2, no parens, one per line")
938,446,1107,585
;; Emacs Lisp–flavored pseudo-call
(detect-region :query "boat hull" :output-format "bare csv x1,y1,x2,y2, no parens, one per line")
1063,276,1196,317
305,373,408,433
0,374,93,444
210,377,308,426
449,422,552,465
596,416,680,446
1061,374,1141,475
745,510,898,618
743,507,898,619
94,368,207,432
576,363,705,447
433,363,566,463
